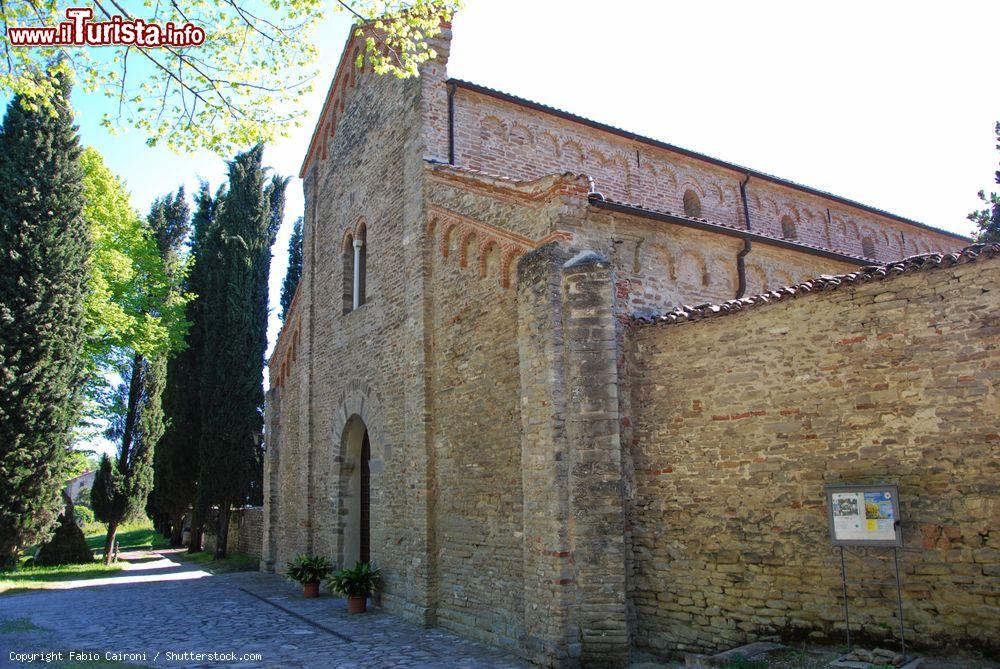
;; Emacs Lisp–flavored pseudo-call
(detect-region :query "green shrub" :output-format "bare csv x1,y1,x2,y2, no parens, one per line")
285,554,332,584
73,505,94,526
327,561,381,598
35,513,93,566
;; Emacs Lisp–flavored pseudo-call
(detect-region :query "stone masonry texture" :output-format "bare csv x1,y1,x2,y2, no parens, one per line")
262,22,993,669
626,251,999,657
227,507,263,561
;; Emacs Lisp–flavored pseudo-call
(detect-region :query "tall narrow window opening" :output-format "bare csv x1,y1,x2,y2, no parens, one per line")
342,233,354,314
781,216,798,240
861,237,876,258
354,224,367,308
683,190,702,218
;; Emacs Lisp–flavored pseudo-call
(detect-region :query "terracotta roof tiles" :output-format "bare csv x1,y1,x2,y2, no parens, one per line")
633,242,1000,327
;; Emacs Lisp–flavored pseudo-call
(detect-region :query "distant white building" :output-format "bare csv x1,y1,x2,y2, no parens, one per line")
65,470,95,503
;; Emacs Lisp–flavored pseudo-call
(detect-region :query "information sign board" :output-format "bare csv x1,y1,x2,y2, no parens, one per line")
825,484,902,547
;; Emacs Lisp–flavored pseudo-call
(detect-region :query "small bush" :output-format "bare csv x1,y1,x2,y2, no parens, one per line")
285,554,332,584
327,561,381,598
35,514,93,566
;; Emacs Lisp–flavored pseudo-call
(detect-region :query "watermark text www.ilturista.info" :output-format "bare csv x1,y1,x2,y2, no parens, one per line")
10,650,263,663
7,7,206,47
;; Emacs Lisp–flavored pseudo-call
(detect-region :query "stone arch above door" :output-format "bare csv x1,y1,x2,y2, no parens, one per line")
329,379,385,568
332,379,384,445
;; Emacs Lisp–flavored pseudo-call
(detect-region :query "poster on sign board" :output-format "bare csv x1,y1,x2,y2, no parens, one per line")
825,484,902,546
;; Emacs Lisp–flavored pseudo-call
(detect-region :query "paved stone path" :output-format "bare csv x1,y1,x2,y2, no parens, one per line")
0,549,532,668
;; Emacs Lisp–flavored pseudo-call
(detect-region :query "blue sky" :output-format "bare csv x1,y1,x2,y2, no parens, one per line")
67,0,998,453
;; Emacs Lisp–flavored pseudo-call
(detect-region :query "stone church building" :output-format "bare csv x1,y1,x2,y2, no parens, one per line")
262,24,997,668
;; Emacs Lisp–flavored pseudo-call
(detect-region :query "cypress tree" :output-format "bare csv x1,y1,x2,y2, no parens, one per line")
280,217,303,321
0,77,89,568
249,175,289,505
197,146,286,557
147,188,191,277
146,188,191,538
90,352,166,563
155,185,219,546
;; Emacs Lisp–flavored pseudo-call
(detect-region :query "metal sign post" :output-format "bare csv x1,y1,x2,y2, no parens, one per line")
825,484,908,664
892,547,906,661
839,545,852,652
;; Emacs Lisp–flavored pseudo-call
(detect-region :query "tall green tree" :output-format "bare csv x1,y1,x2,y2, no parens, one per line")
280,217,304,321
80,148,188,409
91,351,167,564
249,175,290,506
154,184,220,546
91,190,190,564
144,188,190,536
0,2,461,154
197,146,286,557
969,121,1000,243
147,189,191,277
0,77,90,568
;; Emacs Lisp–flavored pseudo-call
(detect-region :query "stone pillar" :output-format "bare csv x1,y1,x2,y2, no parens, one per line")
518,244,576,667
517,245,629,668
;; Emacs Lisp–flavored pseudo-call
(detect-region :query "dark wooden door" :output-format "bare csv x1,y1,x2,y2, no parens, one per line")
360,431,370,564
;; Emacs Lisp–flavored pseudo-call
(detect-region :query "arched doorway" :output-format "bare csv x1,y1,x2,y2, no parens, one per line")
340,415,371,567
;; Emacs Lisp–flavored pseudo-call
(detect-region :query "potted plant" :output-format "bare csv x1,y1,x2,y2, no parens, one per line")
327,561,381,613
285,554,333,598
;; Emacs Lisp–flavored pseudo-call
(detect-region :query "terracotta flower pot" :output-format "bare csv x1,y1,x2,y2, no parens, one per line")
303,581,320,598
347,595,367,613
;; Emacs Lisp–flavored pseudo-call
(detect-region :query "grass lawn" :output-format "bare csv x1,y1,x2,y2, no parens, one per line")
84,519,170,557
0,561,124,594
0,519,167,595
179,550,255,574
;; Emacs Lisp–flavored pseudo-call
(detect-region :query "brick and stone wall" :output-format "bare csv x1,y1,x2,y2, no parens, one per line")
227,507,263,560
449,85,966,263
263,27,443,625
423,181,531,649
625,250,999,656
567,207,858,316
264,22,992,668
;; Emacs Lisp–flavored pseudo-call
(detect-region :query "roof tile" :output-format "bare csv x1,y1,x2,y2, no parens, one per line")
633,242,1000,327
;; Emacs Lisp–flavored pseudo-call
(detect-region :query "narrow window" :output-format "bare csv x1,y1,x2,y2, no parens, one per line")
343,225,367,313
861,237,876,258
683,190,702,218
781,215,797,240
342,233,354,314
355,224,367,308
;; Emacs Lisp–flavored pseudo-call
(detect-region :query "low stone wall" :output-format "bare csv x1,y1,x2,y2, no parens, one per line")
626,250,999,656
227,507,263,561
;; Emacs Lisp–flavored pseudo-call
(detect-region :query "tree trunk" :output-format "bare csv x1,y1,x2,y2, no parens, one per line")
103,520,119,566
119,353,144,475
0,543,19,570
187,505,202,552
170,512,184,546
215,504,230,559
